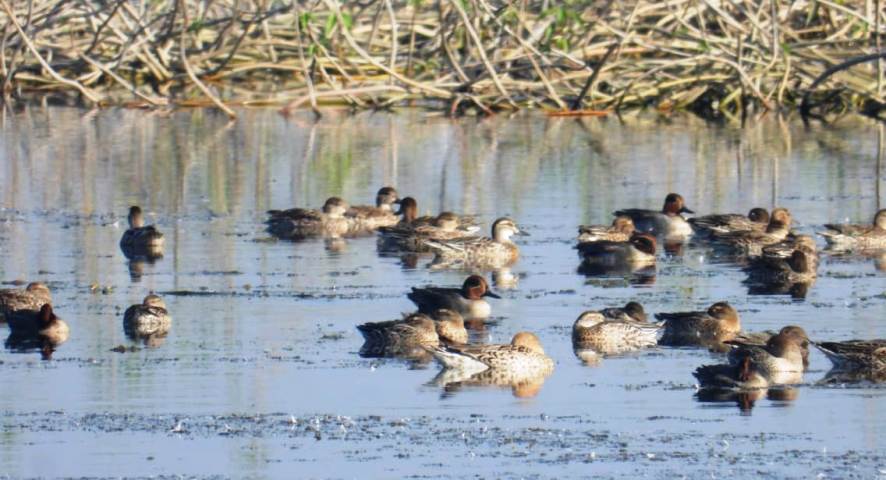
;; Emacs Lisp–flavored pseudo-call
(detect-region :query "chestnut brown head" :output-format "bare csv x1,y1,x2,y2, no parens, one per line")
395,197,418,222
461,275,499,300
630,233,657,256
662,193,693,215
38,304,56,326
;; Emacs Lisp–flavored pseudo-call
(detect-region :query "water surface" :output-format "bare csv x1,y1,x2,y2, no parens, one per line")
1,107,884,478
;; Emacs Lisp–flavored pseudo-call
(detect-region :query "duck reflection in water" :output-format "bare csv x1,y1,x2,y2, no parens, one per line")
695,386,799,414
432,367,550,399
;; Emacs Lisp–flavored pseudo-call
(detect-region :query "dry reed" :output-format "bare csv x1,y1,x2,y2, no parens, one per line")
0,0,884,119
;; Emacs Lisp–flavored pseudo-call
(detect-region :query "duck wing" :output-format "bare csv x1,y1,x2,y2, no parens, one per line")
821,223,871,237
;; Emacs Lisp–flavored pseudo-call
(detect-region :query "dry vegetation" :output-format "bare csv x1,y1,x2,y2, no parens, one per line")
0,0,884,120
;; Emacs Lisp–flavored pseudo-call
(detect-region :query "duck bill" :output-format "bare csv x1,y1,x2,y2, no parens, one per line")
680,207,695,214
517,230,530,236
484,290,502,299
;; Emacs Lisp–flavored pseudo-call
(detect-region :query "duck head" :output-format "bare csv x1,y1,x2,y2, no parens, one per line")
874,209,886,230
321,197,349,218
767,325,809,365
748,208,770,224
491,217,527,242
574,311,606,330
395,197,418,222
143,294,167,309
434,212,459,231
775,325,809,367
511,331,546,355
662,193,693,216
128,206,145,228
461,275,500,300
767,208,792,232
630,233,657,256
26,282,50,297
707,302,740,329
623,301,647,322
432,308,465,328
612,216,636,235
375,187,399,210
38,304,57,327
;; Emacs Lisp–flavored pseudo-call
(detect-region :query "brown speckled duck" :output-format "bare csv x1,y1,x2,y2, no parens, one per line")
657,302,741,347
123,294,171,339
819,209,886,250
0,282,51,321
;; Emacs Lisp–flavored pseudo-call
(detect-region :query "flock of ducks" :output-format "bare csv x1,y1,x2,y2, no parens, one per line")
1,188,884,400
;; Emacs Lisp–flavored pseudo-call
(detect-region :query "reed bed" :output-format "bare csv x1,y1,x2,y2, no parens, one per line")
0,0,884,119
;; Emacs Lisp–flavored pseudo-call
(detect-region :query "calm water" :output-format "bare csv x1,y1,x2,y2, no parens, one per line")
0,107,884,478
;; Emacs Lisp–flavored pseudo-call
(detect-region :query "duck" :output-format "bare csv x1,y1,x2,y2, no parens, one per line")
430,308,469,344
428,331,554,376
5,304,70,349
0,282,52,321
744,249,816,294
691,355,769,390
656,301,741,347
358,309,467,348
386,197,476,230
123,294,172,339
760,234,819,268
689,207,770,236
345,187,400,231
814,339,886,371
577,216,635,244
694,326,809,388
711,208,793,255
357,313,441,359
379,211,478,252
266,197,351,239
729,326,811,368
423,217,526,269
407,275,500,319
120,206,164,250
818,209,886,250
599,301,648,323
613,193,694,239
576,233,657,269
572,310,662,355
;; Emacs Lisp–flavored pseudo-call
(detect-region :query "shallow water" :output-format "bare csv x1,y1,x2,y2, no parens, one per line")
0,107,885,478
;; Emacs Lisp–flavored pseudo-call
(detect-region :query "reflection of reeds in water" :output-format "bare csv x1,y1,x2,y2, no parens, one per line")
1,108,884,286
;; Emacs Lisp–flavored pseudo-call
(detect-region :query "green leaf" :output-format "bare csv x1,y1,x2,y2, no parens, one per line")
299,12,313,32
323,14,336,40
